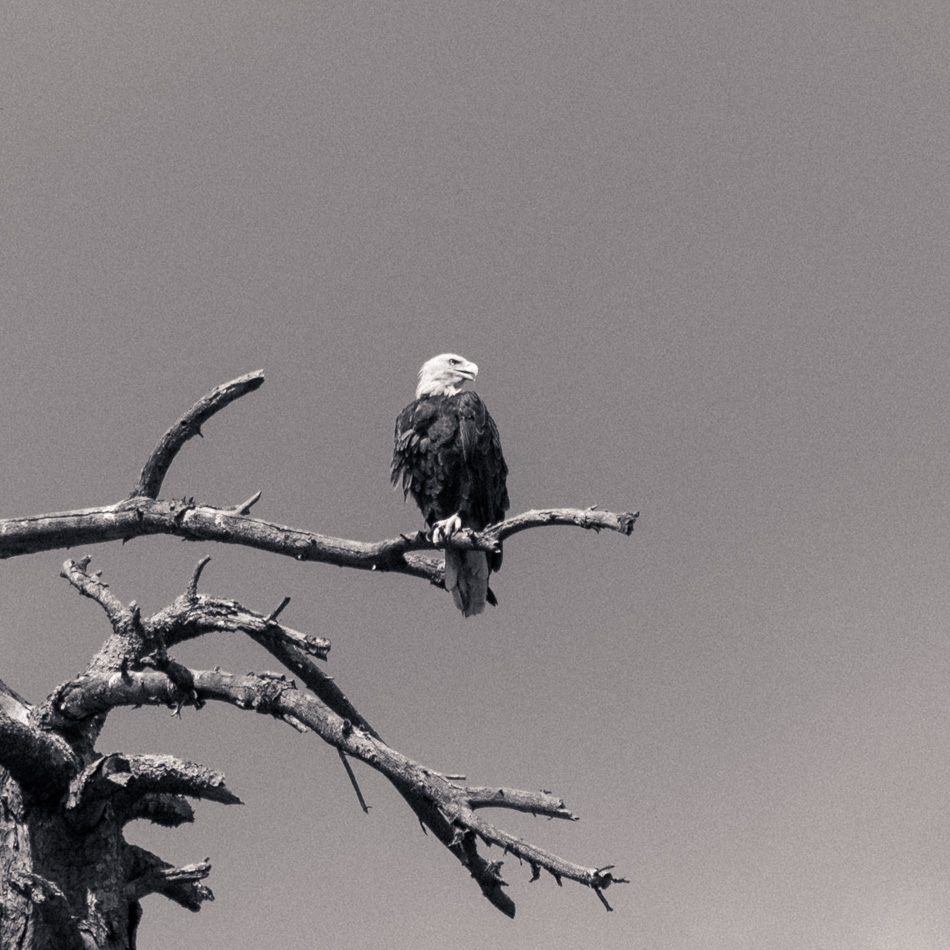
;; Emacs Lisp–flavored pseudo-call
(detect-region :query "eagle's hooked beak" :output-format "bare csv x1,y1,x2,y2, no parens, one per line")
458,360,478,382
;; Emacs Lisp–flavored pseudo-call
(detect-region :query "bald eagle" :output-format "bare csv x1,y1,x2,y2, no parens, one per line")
392,353,510,616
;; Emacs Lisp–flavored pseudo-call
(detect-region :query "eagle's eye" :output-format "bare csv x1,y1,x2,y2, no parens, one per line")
448,358,460,366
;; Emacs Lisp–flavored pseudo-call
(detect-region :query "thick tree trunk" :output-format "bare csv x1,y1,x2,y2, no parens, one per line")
1,771,138,950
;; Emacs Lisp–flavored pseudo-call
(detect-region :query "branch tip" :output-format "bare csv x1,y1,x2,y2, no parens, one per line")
229,490,262,515
186,556,213,599
338,749,370,814
594,887,614,912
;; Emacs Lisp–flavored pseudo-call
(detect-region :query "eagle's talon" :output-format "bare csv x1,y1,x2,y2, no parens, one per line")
431,513,463,545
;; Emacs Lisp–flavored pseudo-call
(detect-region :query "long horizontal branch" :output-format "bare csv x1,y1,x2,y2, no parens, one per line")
0,372,637,593
0,499,637,586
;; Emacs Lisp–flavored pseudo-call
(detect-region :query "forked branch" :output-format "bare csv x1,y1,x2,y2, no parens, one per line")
55,662,626,915
45,559,627,917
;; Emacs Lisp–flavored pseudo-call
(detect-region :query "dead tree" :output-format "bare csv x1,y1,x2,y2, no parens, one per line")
0,371,637,948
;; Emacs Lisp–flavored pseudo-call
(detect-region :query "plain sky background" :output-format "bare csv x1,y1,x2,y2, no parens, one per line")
3,2,950,948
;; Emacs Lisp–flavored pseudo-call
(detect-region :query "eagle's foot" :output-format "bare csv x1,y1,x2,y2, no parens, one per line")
430,513,463,545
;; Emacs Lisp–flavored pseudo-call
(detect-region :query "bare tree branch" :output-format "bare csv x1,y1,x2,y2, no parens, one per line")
0,372,636,612
0,500,636,587
46,668,190,724
130,369,265,499
67,752,241,830
118,793,196,828
146,587,330,662
59,557,162,681
487,506,638,543
36,553,627,916
50,662,625,914
60,556,132,628
0,711,79,796
0,373,636,601
126,846,214,910
462,786,578,818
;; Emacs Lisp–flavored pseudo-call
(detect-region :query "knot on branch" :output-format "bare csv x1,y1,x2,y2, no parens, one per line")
223,671,297,715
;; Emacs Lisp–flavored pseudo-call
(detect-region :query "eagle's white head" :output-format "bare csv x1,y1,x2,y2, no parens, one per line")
415,353,479,399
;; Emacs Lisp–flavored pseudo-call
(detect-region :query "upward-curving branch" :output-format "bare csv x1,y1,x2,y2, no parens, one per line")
130,369,265,500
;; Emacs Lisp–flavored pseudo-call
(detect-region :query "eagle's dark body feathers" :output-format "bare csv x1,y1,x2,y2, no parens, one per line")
392,391,509,552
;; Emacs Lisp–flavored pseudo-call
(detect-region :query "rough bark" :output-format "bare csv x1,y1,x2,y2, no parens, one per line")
0,373,636,946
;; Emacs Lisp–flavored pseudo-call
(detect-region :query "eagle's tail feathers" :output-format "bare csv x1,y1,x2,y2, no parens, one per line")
444,548,490,617
444,545,461,606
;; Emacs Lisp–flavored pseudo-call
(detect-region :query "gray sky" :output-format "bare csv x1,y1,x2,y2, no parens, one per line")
3,2,950,948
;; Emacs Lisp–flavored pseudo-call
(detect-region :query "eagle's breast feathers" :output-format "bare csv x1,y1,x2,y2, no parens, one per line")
391,391,509,534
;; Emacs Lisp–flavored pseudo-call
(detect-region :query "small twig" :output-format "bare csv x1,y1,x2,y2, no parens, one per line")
464,786,578,819
594,887,614,911
61,557,132,630
264,596,291,625
337,749,370,813
226,490,262,516
186,556,213,600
